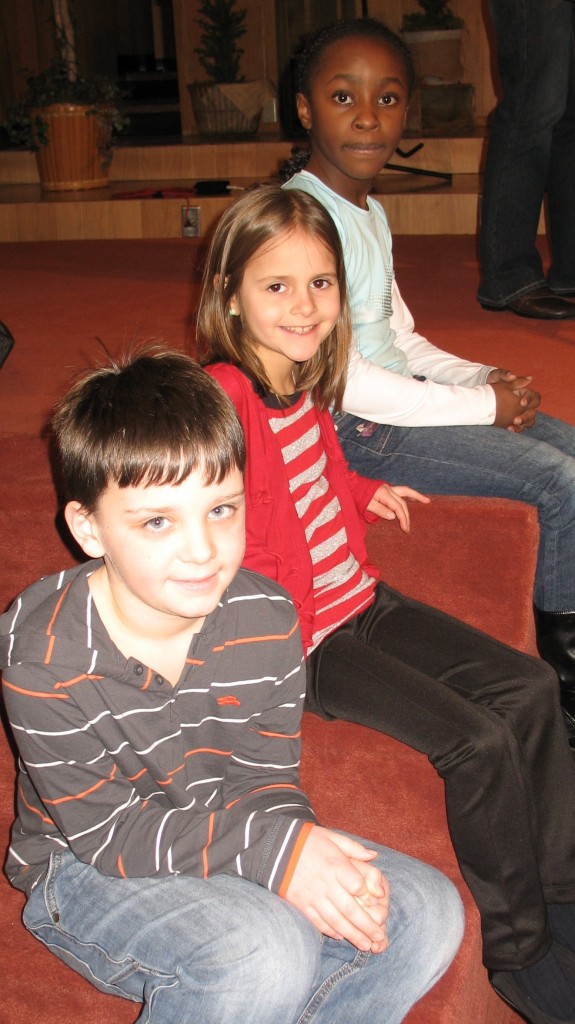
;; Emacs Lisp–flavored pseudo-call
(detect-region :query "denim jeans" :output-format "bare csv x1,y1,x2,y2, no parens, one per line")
478,0,575,305
306,584,575,970
334,410,575,613
23,841,464,1024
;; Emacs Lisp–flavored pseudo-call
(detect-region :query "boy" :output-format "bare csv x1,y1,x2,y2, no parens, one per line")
0,350,462,1024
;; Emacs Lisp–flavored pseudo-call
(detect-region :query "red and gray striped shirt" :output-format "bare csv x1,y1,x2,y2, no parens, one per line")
266,392,375,650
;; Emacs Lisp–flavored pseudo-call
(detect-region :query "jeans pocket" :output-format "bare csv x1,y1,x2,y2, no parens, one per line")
22,850,173,1002
334,412,395,460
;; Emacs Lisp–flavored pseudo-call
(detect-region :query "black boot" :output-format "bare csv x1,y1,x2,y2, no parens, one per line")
534,608,575,747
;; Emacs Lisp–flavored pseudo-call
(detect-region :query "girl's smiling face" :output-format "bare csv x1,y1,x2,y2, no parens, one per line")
232,227,340,395
296,36,410,207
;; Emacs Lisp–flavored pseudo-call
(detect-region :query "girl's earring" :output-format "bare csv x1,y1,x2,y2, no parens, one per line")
229,307,239,317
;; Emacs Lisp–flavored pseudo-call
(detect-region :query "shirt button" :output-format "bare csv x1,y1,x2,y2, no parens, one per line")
134,664,144,676
154,674,164,686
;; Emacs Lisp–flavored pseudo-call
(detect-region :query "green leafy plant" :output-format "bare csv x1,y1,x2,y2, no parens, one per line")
194,0,247,83
3,2,128,164
402,0,464,31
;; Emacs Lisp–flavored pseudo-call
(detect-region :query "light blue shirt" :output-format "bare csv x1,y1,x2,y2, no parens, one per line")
284,170,410,377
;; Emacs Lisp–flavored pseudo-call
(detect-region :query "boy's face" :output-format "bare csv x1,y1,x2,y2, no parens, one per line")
296,36,409,206
66,466,245,636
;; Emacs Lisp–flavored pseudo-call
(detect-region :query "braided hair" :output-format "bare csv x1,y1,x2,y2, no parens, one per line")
279,17,415,183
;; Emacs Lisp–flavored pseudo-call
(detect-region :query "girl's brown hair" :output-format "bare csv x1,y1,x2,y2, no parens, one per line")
196,184,352,411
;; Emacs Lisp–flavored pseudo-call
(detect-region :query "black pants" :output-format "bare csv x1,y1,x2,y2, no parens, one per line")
306,583,575,971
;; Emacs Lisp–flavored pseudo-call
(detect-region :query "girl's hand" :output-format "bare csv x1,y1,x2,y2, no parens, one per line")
487,368,540,430
368,484,430,533
490,377,540,431
486,367,523,385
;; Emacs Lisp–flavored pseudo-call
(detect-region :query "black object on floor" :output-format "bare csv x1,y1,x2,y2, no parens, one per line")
0,322,14,368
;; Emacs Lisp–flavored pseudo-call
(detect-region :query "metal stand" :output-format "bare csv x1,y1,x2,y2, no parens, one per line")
386,144,452,184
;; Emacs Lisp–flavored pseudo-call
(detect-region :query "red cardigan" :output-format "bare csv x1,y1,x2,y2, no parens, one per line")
206,364,381,653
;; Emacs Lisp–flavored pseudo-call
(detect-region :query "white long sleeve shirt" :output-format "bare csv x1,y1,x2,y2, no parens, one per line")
284,171,497,427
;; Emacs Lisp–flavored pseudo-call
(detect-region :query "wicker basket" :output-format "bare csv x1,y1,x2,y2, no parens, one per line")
33,103,111,191
188,82,264,136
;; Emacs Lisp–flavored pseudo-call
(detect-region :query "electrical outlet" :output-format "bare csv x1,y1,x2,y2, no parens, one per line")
181,205,200,237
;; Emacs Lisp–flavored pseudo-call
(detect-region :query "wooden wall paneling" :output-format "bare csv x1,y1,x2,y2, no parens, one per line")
0,0,500,156
458,0,497,124
368,0,497,122
76,0,153,79
367,0,402,31
172,0,195,135
173,0,274,136
0,0,55,121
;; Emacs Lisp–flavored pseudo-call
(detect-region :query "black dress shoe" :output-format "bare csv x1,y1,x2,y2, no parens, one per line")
490,965,575,1024
0,322,14,367
482,286,575,320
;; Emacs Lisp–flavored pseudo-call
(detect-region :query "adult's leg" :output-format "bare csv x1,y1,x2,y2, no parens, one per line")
478,0,573,306
335,411,575,614
23,844,463,1024
307,584,575,970
546,4,575,293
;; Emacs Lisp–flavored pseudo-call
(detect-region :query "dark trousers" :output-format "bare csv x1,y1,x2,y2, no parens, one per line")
478,0,575,304
306,583,575,971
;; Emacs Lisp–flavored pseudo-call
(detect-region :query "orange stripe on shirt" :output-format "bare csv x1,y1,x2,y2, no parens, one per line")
183,746,233,761
18,783,55,825
202,812,215,878
157,747,233,784
54,674,104,690
2,678,69,700
225,782,300,810
278,821,314,899
140,667,153,691
43,764,118,805
117,853,127,878
44,633,56,665
256,729,301,740
211,620,299,653
45,582,72,636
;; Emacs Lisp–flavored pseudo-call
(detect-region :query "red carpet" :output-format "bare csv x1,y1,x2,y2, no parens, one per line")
1,235,574,436
0,235,554,1024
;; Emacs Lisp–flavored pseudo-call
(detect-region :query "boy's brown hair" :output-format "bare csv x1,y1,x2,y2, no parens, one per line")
196,184,352,411
52,348,246,513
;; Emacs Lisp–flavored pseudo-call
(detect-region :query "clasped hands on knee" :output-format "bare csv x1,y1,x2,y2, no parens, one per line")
488,368,541,432
285,825,390,954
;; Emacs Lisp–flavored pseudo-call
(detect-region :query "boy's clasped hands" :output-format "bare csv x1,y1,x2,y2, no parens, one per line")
286,825,390,954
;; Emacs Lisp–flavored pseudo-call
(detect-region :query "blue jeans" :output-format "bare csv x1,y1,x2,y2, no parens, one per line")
478,0,575,305
22,842,464,1024
335,410,575,613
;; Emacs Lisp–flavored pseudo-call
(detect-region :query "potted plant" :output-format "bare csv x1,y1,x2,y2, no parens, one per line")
3,0,128,191
188,0,266,136
401,0,464,83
